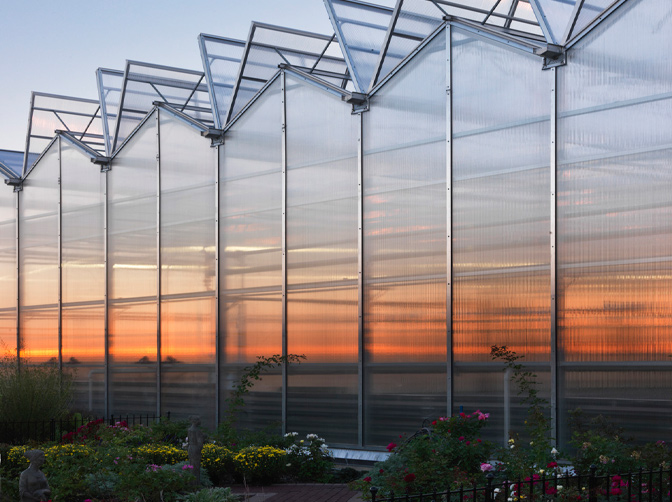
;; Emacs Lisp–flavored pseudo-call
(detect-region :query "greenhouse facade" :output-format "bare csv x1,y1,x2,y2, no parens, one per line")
0,0,671,449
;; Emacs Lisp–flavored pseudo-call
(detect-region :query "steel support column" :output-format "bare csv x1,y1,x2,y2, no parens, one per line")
549,67,558,443
357,110,364,447
155,111,162,417
445,25,454,416
15,186,20,370
103,163,110,418
280,71,288,435
214,144,221,425
57,137,63,374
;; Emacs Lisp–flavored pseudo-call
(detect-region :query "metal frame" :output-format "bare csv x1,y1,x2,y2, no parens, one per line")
432,0,544,36
280,70,288,435
282,66,352,100
549,65,558,443
15,182,20,370
112,60,212,154
369,0,404,93
445,24,454,416
214,143,221,425
96,68,125,157
103,152,110,417
564,0,630,49
356,102,365,448
155,110,162,417
322,0,394,93
22,92,104,177
527,0,556,43
198,34,246,130
223,73,282,133
226,22,349,124
57,137,63,374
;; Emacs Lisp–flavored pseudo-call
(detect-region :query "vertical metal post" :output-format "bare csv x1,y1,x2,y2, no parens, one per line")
357,110,364,447
15,186,20,370
104,163,110,418
280,71,288,435
445,24,454,416
57,137,63,374
155,110,162,417
549,67,558,443
214,144,221,425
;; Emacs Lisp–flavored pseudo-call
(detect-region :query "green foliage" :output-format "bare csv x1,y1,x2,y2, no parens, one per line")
232,445,287,484
283,432,333,482
178,487,240,502
133,443,189,465
218,353,306,442
491,345,555,470
354,411,493,498
201,443,235,486
0,355,73,423
150,417,191,446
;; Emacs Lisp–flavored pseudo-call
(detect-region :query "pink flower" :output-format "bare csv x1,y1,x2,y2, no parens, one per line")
478,412,490,421
386,442,397,452
547,462,558,468
466,441,471,445
480,463,493,472
458,436,465,441
364,476,372,482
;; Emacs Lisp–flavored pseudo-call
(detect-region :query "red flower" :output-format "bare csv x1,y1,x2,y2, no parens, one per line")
386,442,397,452
404,473,416,483
432,420,437,426
610,488,622,496
458,436,465,441
379,469,384,474
364,477,372,482
477,439,482,443
547,462,558,468
466,441,471,445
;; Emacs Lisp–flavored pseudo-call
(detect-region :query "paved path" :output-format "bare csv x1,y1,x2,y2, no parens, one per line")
230,483,365,502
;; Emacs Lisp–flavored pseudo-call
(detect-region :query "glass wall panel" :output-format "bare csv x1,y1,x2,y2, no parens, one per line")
285,76,359,444
451,30,551,441
19,142,59,363
0,185,16,356
60,141,105,414
219,80,283,429
557,0,672,444
159,110,216,427
363,33,447,445
108,112,158,415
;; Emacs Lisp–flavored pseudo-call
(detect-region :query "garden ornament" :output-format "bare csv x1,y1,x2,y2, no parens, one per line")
19,449,51,502
188,415,205,485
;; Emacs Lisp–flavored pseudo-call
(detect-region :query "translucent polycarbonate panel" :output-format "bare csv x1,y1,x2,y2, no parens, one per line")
363,33,446,445
200,35,245,128
534,0,577,43
376,0,444,86
451,30,551,441
284,76,359,442
62,305,105,414
61,141,105,305
0,185,16,356
219,79,282,427
159,111,216,297
327,0,393,92
0,150,24,176
108,112,158,414
109,301,157,414
557,0,672,444
25,94,104,172
19,141,59,296
97,68,124,155
114,63,213,151
570,0,614,40
20,308,58,363
108,113,157,300
160,297,216,427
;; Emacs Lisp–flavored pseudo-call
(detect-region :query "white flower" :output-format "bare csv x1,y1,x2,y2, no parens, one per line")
551,447,559,456
306,433,318,440
557,485,563,491
284,432,299,437
494,488,501,494
510,445,515,449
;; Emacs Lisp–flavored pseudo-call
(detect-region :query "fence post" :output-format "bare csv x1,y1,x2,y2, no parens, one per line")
370,486,378,502
589,465,597,502
486,473,494,502
49,418,55,442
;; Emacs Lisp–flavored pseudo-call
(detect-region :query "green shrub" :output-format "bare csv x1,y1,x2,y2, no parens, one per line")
133,443,188,465
283,432,333,482
202,443,235,485
178,487,240,502
232,445,287,484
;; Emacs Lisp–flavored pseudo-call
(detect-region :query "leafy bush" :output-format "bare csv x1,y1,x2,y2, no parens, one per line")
202,443,235,485
0,355,73,427
232,445,287,484
283,432,333,482
178,487,240,502
354,411,494,498
133,443,188,465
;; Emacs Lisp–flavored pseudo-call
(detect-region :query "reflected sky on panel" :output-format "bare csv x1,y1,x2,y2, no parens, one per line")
0,0,334,151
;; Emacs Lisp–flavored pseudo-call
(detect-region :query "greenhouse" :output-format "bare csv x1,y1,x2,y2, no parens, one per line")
0,0,671,450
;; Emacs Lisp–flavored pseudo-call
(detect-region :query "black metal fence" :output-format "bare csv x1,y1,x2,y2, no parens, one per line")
0,413,169,444
370,465,672,502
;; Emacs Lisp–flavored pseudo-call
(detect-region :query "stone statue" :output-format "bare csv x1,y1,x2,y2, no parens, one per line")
187,415,205,485
19,450,51,502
